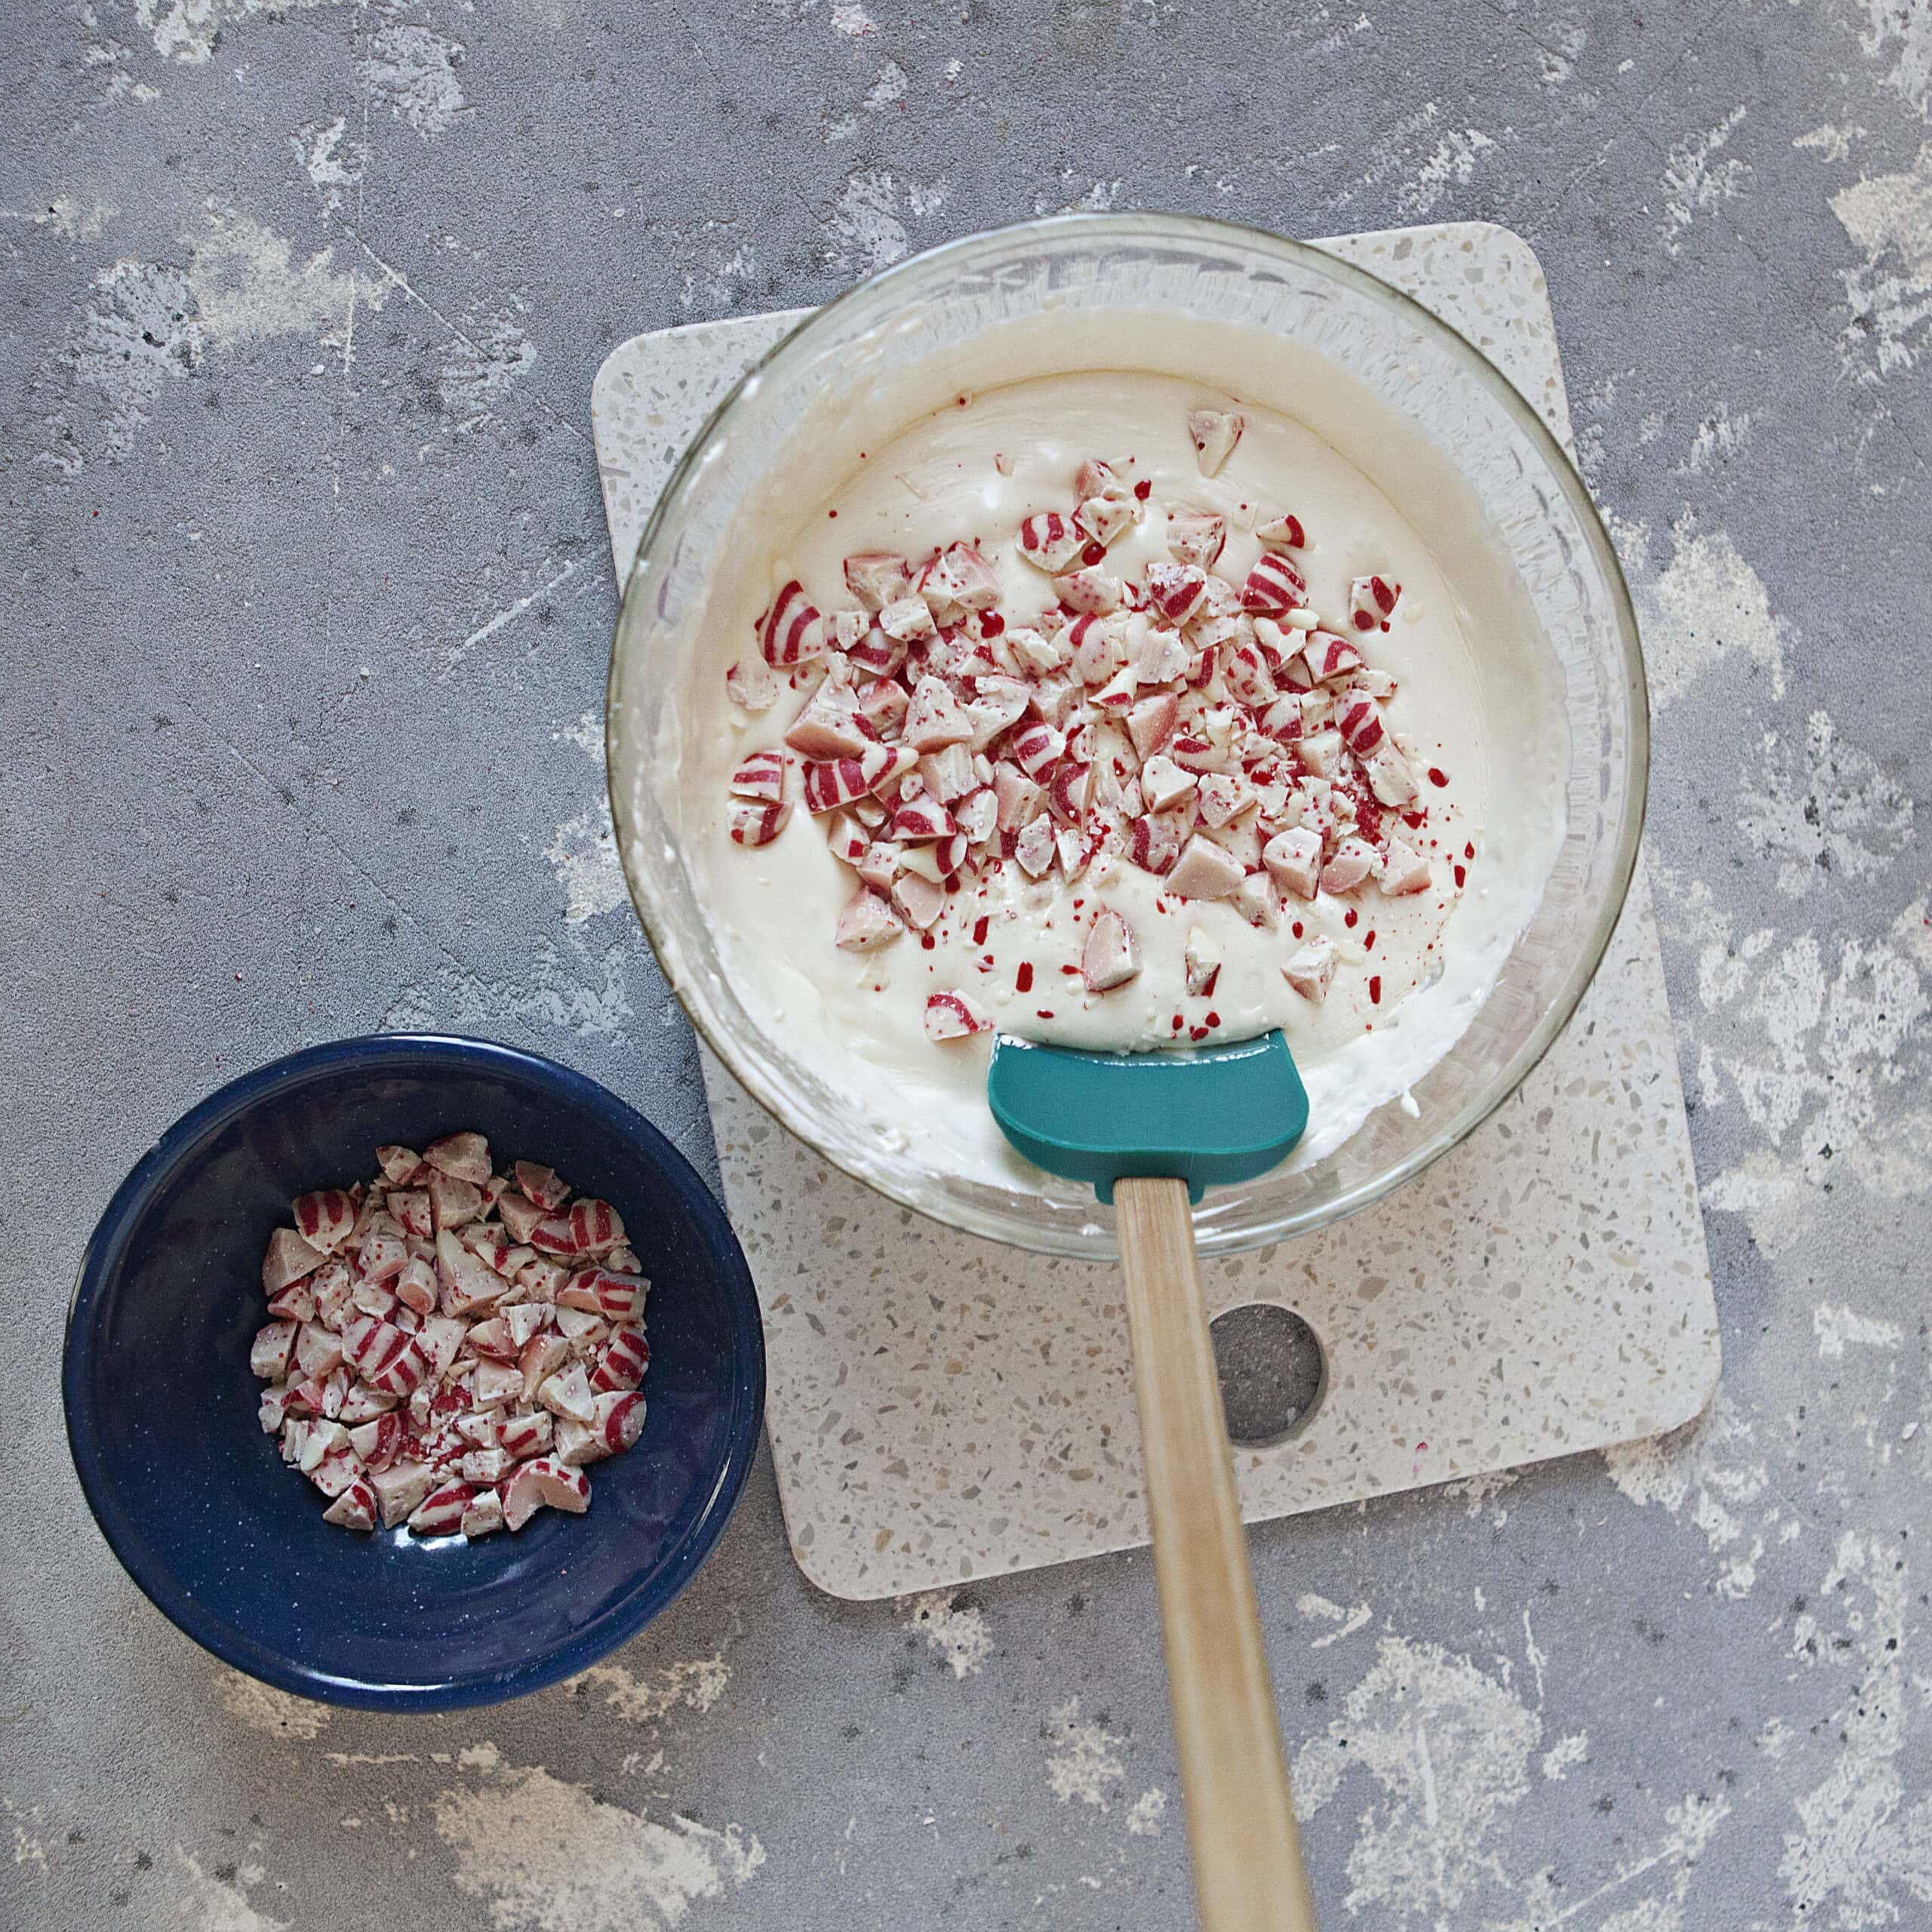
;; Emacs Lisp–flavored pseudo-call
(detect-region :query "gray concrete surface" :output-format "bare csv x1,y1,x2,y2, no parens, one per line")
5,3,1930,1927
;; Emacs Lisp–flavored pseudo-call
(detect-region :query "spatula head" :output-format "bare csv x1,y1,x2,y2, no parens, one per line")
986,1031,1309,1205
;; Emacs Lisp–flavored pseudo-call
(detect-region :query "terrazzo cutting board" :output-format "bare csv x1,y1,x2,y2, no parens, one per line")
592,221,1721,1601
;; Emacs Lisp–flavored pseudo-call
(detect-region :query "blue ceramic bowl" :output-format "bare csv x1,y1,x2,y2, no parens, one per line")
63,1035,764,1712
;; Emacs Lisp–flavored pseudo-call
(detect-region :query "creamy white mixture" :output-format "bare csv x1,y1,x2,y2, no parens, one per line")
662,343,1564,1191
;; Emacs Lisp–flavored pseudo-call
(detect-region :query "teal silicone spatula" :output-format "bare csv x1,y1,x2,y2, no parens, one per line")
989,1030,1320,1932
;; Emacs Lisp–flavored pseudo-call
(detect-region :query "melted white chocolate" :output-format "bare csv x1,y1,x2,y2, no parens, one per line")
658,337,1564,1190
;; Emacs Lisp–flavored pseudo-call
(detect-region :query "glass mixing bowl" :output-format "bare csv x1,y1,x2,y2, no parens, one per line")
607,214,1647,1258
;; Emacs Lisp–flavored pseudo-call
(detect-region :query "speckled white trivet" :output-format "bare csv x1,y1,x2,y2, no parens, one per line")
592,222,1720,1602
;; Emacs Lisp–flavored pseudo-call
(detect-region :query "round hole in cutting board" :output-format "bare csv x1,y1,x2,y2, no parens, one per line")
1210,1303,1324,1447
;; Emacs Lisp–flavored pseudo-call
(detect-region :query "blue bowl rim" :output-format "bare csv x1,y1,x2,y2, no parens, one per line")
62,1032,767,1713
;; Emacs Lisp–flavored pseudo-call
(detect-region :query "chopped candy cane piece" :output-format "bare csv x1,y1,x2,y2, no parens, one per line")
472,1361,525,1407
1221,639,1278,707
1195,771,1253,829
291,1189,356,1254
1126,693,1180,759
460,1446,512,1485
1302,629,1364,685
1013,814,1057,878
1263,826,1324,899
1144,561,1208,626
1078,492,1137,548
1255,512,1306,549
857,839,901,891
408,1480,473,1537
783,690,873,760
1082,908,1141,992
801,754,878,815
1239,551,1308,615
423,1132,491,1185
887,792,952,844
371,1461,435,1529
1349,574,1401,631
491,1189,544,1245
262,1227,326,1297
1008,719,1065,782
878,594,937,644
835,888,904,951
728,798,791,847
1320,836,1381,894
921,541,1001,617
1282,937,1337,1002
725,657,780,712
1378,841,1432,896
844,551,913,611
954,789,998,846
1214,872,1270,932
566,1199,623,1256
1183,926,1221,998
924,990,993,1041
824,811,870,867
1068,612,1128,685
826,608,869,650
1298,728,1346,778
1127,811,1187,878
1187,409,1243,475
503,1456,590,1528
1010,625,1072,675
1058,565,1124,615
903,675,974,752
1334,687,1385,755
497,1410,553,1461
264,1280,315,1324
435,1230,509,1317
856,676,909,739
1168,835,1246,900
759,579,825,665
589,1327,651,1394
427,1171,484,1232
387,1188,432,1239
1167,510,1227,569
251,1321,298,1380
460,1489,505,1539
1017,511,1087,573
589,1391,647,1457
465,1316,518,1361
376,1145,423,1185
1047,759,1094,823
1091,663,1140,714
294,1321,347,1380
1136,626,1190,685
554,1304,607,1356
309,1262,353,1329
992,762,1046,833
349,1412,406,1472
891,871,947,930
512,1161,570,1211
1363,743,1419,806
322,1476,378,1531
1138,754,1197,815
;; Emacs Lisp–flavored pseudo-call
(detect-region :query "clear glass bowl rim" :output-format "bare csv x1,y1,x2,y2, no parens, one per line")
605,211,1650,1257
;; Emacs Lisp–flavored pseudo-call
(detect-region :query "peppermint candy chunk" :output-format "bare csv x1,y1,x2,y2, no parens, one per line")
1167,835,1245,900
1017,511,1087,574
844,551,914,611
1187,409,1243,476
1081,908,1141,992
1167,510,1227,569
1282,938,1337,1003
759,579,826,666
1349,574,1401,632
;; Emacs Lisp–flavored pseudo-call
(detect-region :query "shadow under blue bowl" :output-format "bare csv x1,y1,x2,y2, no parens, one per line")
63,1035,764,1712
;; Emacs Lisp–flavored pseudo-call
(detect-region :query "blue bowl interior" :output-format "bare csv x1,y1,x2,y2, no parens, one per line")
64,1037,764,1711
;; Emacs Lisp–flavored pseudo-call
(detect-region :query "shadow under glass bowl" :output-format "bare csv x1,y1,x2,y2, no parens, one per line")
607,213,1647,1259
63,1035,764,1712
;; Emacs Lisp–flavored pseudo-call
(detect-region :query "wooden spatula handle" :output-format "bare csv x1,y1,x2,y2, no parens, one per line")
1113,1176,1318,1932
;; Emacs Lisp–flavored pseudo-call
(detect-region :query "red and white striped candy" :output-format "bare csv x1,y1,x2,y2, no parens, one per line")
844,551,913,611
1128,813,1188,877
1255,512,1306,549
503,1457,590,1529
758,579,825,666
368,1339,431,1398
1048,759,1094,822
1349,574,1401,632
1074,457,1131,503
251,1321,298,1380
921,541,1002,617
1145,561,1208,626
349,1412,406,1471
856,676,909,739
290,1190,355,1256
730,742,792,795
1138,754,1196,816
1008,720,1064,783
1082,907,1141,992
891,871,948,930
1014,814,1057,878
1168,835,1245,900
1282,937,1337,1003
835,888,905,951
1239,552,1308,615
1232,872,1279,930
512,1161,570,1211
589,1327,650,1394
322,1475,378,1531
265,1280,316,1324
1363,743,1418,806
1017,511,1087,573
424,1133,491,1185
825,608,869,651
848,626,908,679
1068,612,1126,685
924,991,992,1041
903,675,974,753
1058,565,1124,615
1126,693,1179,759
729,798,791,848
1263,827,1322,900
1195,771,1251,829
783,694,872,760
992,762,1046,835
1187,409,1243,475
376,1146,423,1185
564,1199,622,1257
1078,492,1137,548
725,657,780,712
1221,639,1279,707
408,1480,474,1536
954,789,998,845
802,755,875,816
1166,511,1226,569
891,795,955,842
1334,688,1385,755
824,811,869,866
589,1390,646,1457
497,1410,552,1460
386,1188,432,1239
1378,840,1432,896
1184,926,1221,998
1320,837,1380,894
878,594,937,644
1300,631,1364,684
